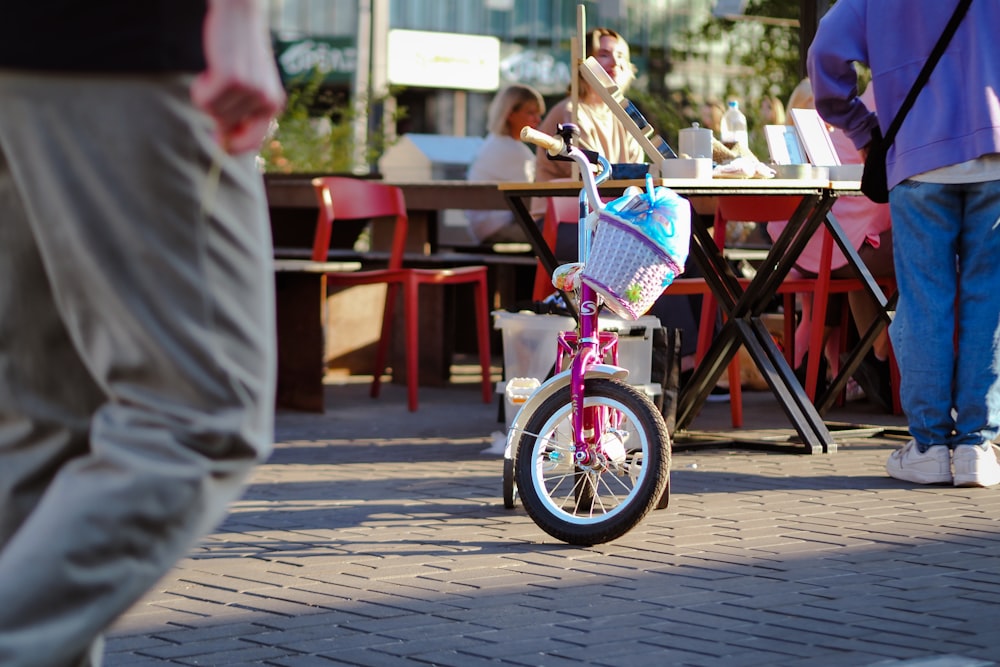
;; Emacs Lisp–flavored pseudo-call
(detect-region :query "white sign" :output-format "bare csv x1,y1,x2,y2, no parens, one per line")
764,125,807,165
790,108,841,166
387,30,500,91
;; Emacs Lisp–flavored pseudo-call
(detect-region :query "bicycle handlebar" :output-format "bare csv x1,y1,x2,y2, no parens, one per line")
521,126,564,156
518,125,611,218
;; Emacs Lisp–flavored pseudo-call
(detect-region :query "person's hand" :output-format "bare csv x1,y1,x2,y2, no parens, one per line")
191,0,286,154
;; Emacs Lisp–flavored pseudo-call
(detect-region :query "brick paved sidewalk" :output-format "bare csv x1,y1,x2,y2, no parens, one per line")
106,381,1000,667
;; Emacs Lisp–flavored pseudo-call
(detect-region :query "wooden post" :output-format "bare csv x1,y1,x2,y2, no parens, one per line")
571,4,585,181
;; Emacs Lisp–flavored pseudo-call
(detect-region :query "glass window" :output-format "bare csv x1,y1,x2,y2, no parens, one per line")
487,7,513,41
387,0,488,32
270,0,357,37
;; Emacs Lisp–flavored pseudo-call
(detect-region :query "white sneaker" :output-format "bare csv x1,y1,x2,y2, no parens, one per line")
885,441,952,485
953,444,1000,488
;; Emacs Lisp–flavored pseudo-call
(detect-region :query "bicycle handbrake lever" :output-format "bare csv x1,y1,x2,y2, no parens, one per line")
548,124,600,164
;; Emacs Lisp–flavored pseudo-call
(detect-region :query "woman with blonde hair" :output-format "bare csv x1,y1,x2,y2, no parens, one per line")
465,83,545,243
533,27,644,184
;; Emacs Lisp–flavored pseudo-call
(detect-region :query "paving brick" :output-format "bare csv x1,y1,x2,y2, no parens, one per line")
460,636,580,661
288,647,418,667
132,636,260,661
263,628,399,655
264,655,345,666
344,618,487,641
98,386,1000,666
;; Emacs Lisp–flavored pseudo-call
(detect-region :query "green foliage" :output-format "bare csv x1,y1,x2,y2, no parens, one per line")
258,69,405,174
695,0,802,104
658,0,802,159
258,74,347,173
702,0,801,101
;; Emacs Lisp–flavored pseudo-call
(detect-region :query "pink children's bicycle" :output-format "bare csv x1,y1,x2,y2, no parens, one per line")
503,124,688,545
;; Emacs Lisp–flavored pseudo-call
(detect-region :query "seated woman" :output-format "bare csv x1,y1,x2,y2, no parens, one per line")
767,79,894,410
533,27,643,190
464,84,545,245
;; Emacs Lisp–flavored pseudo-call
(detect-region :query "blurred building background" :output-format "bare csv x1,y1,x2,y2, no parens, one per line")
264,0,817,173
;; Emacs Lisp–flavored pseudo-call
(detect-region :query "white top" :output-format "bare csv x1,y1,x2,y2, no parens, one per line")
465,134,535,242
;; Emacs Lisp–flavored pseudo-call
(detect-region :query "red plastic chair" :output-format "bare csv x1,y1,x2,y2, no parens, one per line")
711,196,897,410
311,177,492,412
532,195,578,302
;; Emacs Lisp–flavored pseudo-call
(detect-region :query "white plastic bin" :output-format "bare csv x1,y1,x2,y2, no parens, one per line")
493,311,661,388
598,315,661,386
493,311,575,384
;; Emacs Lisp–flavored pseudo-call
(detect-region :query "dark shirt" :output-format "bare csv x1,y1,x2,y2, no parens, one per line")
0,2,206,73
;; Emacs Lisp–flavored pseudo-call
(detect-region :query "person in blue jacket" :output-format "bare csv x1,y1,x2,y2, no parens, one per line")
808,0,1000,487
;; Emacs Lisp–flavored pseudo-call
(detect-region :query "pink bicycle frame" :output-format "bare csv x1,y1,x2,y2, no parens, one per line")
552,162,622,467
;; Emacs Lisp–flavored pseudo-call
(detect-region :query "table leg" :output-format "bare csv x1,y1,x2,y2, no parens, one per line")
275,271,325,412
679,194,840,453
814,211,898,415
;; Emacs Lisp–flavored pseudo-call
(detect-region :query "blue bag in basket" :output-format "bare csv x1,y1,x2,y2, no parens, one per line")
581,175,691,319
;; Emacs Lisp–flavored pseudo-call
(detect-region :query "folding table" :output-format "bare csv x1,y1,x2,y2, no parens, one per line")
500,177,892,453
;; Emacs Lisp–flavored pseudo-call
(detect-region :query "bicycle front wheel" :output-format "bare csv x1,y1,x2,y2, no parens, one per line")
514,378,670,545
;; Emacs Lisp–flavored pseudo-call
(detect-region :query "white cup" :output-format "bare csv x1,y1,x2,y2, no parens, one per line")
679,124,713,159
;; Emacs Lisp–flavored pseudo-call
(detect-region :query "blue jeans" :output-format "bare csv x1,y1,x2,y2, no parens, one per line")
890,178,1000,449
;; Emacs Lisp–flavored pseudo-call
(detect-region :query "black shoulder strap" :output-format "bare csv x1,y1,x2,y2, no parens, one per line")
883,0,972,147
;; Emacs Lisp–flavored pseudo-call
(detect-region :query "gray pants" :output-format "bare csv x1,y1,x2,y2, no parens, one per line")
0,73,276,666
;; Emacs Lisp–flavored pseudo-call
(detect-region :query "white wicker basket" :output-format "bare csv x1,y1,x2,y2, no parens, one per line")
581,212,680,320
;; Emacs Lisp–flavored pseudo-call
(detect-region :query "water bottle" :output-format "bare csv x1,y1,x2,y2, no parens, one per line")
720,100,749,150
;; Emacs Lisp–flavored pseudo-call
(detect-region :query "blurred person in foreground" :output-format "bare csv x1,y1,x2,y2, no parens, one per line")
0,1,285,664
465,83,545,244
809,0,1000,487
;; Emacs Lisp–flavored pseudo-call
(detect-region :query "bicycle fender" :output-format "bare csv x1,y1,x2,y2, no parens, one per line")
503,365,628,458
